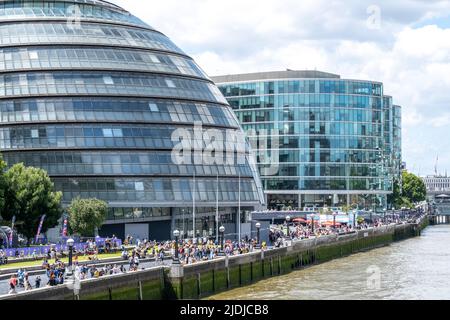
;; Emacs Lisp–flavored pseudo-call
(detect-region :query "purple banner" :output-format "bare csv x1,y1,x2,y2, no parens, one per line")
35,214,46,243
62,217,68,237
0,239,122,258
9,216,16,247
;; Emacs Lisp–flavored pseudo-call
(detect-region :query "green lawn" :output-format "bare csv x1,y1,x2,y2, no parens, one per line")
0,252,124,270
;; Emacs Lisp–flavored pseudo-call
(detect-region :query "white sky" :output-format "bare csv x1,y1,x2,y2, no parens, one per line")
112,0,450,176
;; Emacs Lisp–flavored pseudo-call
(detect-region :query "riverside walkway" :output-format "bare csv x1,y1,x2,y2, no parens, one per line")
0,209,429,300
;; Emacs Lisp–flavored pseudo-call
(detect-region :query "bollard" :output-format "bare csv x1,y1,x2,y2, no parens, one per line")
278,256,281,274
225,256,230,289
138,281,143,300
238,265,242,286
197,273,201,298
270,258,274,276
261,257,265,277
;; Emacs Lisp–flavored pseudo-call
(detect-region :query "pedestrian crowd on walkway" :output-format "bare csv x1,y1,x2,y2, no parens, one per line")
268,209,428,246
8,269,41,294
4,208,427,295
172,237,267,265
120,235,268,266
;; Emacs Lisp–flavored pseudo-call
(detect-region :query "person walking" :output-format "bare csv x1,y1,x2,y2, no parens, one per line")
25,278,32,291
35,276,42,289
9,275,17,294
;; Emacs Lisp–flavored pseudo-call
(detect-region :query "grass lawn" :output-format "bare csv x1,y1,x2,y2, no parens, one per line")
0,252,124,270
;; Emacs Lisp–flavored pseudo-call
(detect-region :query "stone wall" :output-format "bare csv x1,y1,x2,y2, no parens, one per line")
0,220,427,301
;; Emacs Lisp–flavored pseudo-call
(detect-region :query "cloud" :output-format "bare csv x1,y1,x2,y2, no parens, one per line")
111,0,450,176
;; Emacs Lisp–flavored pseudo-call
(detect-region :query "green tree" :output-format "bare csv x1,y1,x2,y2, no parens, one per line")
68,197,108,237
388,171,426,209
1,163,62,244
402,171,427,204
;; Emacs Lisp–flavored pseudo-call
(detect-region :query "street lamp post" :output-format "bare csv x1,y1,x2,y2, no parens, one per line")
173,230,180,264
383,208,387,223
310,214,315,234
333,212,337,229
285,216,291,239
67,238,74,276
353,210,357,229
369,209,373,226
219,226,225,256
255,222,261,249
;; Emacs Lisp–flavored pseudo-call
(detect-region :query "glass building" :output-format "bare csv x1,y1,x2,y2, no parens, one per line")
213,70,402,210
0,0,264,240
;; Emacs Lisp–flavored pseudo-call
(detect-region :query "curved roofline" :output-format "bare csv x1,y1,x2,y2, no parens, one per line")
0,17,157,34
0,0,124,11
211,70,384,86
211,70,341,83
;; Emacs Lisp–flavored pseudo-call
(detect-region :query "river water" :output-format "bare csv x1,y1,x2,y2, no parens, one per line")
209,225,450,300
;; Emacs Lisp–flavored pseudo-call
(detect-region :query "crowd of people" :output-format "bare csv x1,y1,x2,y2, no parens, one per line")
268,209,428,246
8,270,42,294
4,209,428,295
0,236,121,264
118,237,266,266
172,238,267,265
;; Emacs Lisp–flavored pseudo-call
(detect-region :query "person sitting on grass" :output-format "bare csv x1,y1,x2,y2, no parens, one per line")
0,250,7,265
88,252,99,262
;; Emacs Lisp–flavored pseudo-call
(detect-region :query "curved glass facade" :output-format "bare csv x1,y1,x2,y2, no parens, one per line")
213,70,402,210
0,0,264,240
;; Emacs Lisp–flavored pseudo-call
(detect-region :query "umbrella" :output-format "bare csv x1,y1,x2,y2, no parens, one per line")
293,218,307,223
323,221,341,227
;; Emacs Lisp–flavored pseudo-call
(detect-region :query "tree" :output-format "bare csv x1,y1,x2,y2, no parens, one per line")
1,163,63,244
402,171,427,204
388,171,426,209
67,198,108,237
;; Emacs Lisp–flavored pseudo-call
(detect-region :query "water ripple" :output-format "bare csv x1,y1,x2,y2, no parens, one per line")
209,225,450,300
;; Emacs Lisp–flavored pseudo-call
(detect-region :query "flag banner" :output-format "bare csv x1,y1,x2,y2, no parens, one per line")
9,216,16,247
62,216,68,237
35,214,46,243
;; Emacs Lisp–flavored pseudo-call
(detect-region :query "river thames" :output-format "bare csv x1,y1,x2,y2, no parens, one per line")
209,225,450,300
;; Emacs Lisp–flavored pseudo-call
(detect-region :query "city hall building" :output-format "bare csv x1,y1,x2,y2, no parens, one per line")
212,70,402,211
0,0,265,241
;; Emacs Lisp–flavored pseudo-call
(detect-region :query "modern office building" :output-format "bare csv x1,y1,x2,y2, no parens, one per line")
212,70,402,210
0,0,265,241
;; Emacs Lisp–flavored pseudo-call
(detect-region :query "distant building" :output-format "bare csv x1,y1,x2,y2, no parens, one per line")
213,70,402,210
423,175,450,192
